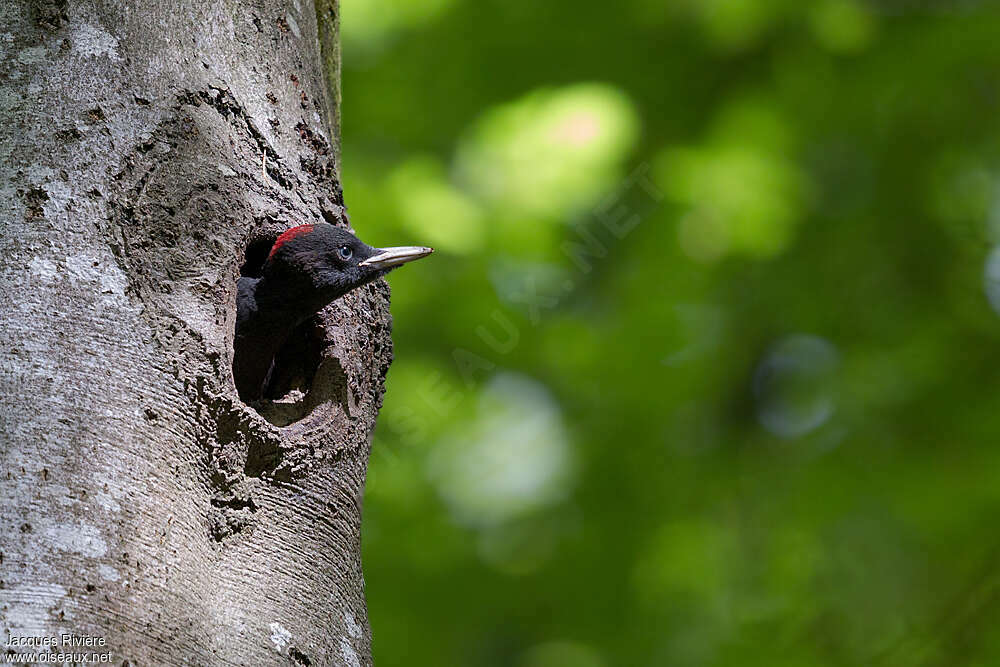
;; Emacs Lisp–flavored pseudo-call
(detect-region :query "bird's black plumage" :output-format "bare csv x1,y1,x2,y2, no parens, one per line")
234,223,432,401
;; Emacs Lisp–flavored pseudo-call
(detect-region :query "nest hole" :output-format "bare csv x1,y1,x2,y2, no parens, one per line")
235,233,328,427
264,319,325,402
240,235,276,278
255,319,343,427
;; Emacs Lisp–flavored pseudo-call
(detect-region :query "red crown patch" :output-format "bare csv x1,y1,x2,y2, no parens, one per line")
267,224,316,260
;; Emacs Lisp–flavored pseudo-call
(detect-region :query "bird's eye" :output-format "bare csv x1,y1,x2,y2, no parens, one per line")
339,246,353,260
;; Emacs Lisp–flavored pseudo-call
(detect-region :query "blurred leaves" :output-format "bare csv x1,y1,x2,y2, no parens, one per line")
427,373,574,527
342,0,1000,665
656,99,809,261
456,84,640,220
386,156,487,253
808,0,877,53
341,0,457,49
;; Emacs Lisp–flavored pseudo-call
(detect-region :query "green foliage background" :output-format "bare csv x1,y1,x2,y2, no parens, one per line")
341,0,1000,664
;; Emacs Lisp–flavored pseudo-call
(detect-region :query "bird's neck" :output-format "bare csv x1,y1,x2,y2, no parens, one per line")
252,272,332,332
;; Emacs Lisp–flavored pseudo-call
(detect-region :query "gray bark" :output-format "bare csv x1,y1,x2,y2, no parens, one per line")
0,1,387,665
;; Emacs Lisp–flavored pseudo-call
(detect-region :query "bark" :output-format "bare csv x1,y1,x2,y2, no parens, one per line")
0,1,389,665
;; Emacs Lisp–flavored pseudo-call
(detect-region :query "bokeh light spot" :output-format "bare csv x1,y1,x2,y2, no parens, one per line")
656,98,807,260
753,334,840,439
657,145,806,259
553,110,602,147
456,83,640,220
427,373,573,526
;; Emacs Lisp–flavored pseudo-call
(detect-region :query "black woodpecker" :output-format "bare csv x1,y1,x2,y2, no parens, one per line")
234,223,432,401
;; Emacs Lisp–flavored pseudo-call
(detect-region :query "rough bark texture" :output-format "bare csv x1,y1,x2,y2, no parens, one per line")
0,1,389,665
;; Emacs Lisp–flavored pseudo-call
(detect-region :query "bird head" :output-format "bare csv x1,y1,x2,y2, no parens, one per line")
262,223,433,301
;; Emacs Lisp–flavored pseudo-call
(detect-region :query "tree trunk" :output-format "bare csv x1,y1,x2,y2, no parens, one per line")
1,1,387,664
